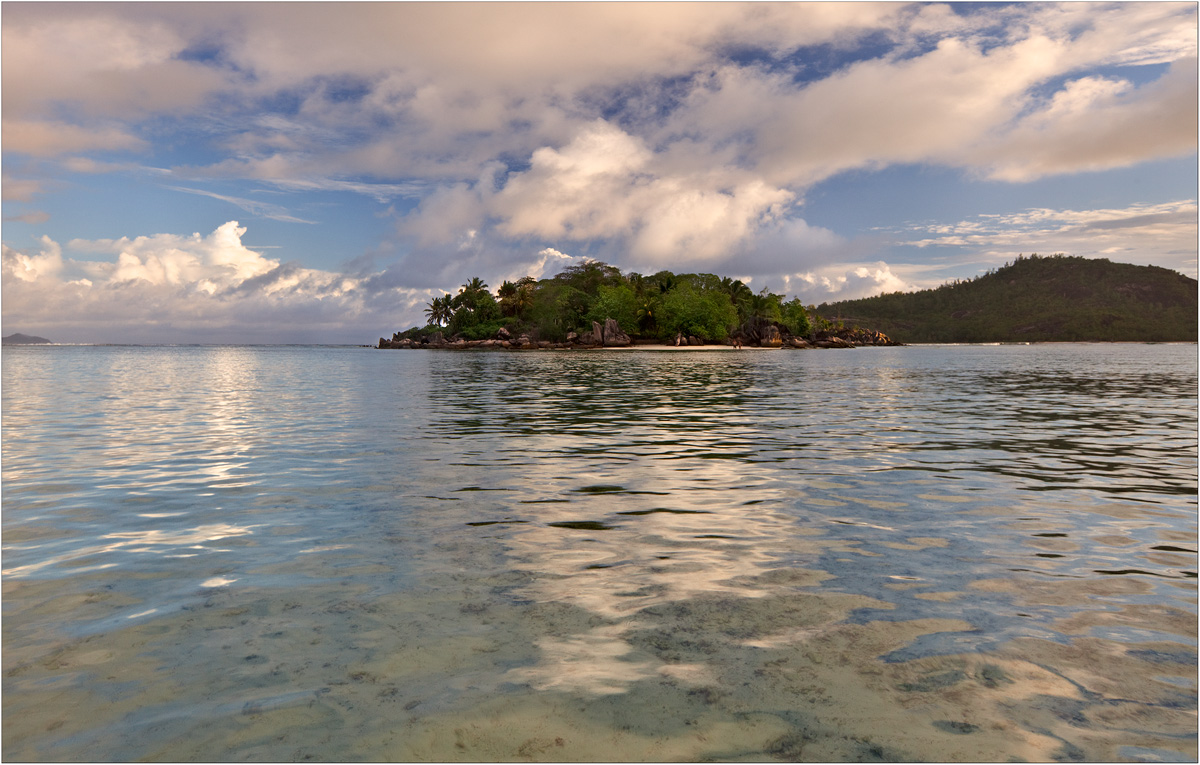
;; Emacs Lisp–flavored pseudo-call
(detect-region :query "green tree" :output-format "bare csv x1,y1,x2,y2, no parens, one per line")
453,277,490,309
651,270,677,295
448,277,500,334
496,280,518,313
721,277,753,323
424,294,453,327
636,295,660,334
657,283,738,342
510,276,537,319
585,283,641,335
527,281,589,341
553,260,623,298
780,298,811,337
743,288,782,334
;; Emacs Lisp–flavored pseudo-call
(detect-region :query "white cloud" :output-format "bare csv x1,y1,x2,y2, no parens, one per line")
167,186,318,224
451,121,794,266
895,199,1198,277
4,235,64,282
493,122,655,241
64,221,279,285
2,222,431,343
2,120,146,158
262,178,426,204
786,262,919,304
975,58,1198,181
1,175,43,203
5,3,1194,188
2,210,51,225
1,8,228,119
527,247,580,281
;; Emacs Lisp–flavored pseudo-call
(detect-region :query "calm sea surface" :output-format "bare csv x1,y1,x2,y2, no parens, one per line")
3,343,1196,762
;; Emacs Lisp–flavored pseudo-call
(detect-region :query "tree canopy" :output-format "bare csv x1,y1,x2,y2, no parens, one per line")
411,260,809,345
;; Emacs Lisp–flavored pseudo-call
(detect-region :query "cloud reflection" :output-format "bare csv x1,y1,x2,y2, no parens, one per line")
424,352,852,694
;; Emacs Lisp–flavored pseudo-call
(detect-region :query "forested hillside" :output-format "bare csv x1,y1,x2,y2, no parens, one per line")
815,255,1197,343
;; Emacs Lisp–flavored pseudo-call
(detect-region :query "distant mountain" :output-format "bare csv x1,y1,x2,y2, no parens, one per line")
814,255,1197,343
3,333,53,345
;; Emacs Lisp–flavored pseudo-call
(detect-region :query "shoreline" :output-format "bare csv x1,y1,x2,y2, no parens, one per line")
377,340,867,351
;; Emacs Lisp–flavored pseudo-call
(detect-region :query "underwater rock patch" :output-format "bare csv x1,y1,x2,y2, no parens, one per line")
933,720,980,734
897,669,966,692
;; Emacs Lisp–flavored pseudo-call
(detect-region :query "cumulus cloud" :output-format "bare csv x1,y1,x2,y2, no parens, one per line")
499,123,795,264
4,235,64,282
975,59,1198,181
524,248,581,282
2,222,430,344
402,121,795,268
786,262,920,304
493,122,657,241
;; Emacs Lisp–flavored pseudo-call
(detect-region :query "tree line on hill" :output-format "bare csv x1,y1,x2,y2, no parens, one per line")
814,254,1197,343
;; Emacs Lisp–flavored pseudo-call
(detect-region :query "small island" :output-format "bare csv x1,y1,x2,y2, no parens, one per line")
3,333,53,345
379,261,896,351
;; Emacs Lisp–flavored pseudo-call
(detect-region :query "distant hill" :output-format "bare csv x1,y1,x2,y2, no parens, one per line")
3,333,53,345
814,255,1198,343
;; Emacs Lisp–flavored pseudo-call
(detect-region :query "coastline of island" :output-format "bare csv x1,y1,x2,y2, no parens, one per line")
379,317,898,351
3,333,54,345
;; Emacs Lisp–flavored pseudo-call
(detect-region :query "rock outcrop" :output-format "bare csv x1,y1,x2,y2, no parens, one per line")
760,325,783,347
814,337,854,348
602,318,631,347
377,316,897,351
811,327,899,347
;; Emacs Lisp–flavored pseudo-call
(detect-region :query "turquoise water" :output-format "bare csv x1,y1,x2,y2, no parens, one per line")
3,344,1196,761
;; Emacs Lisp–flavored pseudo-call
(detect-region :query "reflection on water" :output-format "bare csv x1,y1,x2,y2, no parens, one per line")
3,344,1196,761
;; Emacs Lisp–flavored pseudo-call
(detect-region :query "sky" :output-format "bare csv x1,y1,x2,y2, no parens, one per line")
2,1,1196,344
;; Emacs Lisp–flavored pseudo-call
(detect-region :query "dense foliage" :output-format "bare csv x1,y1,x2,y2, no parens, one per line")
814,254,1198,343
402,260,810,344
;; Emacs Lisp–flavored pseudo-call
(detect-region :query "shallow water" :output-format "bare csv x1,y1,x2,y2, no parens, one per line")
3,343,1196,762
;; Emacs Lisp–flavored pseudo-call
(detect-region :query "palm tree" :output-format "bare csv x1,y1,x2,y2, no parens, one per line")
512,278,536,318
463,276,488,296
425,294,453,327
636,297,658,333
454,277,490,312
743,288,782,339
497,280,519,316
721,277,753,323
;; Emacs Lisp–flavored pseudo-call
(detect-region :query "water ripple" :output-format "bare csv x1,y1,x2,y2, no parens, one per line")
2,343,1195,762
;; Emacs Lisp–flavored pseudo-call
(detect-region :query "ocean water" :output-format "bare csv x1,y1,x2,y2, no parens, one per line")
2,343,1196,762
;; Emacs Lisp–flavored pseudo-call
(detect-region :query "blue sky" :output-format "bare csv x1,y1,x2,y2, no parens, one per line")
2,2,1196,344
